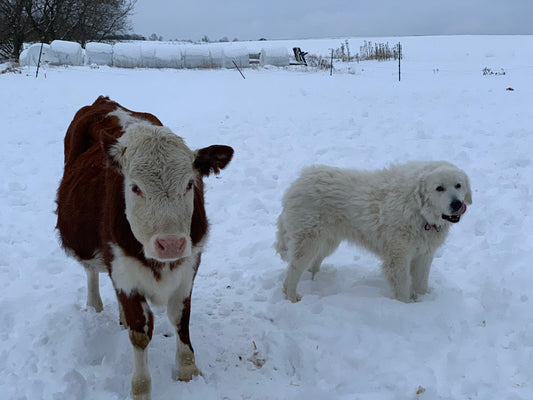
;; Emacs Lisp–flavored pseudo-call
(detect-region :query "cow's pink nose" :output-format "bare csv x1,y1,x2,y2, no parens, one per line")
154,235,187,260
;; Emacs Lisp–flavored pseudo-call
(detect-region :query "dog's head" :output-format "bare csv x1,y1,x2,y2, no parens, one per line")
416,163,472,226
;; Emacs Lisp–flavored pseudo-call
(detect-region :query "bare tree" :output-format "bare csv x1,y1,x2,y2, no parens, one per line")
148,33,163,41
0,0,30,60
0,0,137,59
25,0,136,46
70,0,137,46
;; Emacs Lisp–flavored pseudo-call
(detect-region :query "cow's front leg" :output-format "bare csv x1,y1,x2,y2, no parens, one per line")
117,291,154,400
82,258,106,312
167,256,201,381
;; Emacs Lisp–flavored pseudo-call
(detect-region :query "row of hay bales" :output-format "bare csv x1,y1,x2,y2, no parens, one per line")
19,40,291,69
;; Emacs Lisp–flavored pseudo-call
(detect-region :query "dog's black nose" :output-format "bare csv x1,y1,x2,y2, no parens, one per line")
450,199,463,212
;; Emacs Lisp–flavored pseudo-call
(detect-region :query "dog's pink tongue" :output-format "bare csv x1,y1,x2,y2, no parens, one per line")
458,202,467,216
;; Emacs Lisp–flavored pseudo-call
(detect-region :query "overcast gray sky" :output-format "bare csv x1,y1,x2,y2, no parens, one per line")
131,1,533,41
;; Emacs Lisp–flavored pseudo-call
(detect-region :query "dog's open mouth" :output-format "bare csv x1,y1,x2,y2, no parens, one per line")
442,202,467,223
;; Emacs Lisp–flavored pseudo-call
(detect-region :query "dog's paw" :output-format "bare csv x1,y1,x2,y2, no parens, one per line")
284,290,302,303
394,291,414,303
282,281,302,302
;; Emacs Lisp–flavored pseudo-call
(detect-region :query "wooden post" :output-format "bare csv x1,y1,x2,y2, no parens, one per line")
330,49,333,76
35,0,50,78
36,42,44,78
398,42,401,82
232,60,245,79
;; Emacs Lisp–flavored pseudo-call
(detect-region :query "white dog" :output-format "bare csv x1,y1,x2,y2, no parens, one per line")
275,161,472,303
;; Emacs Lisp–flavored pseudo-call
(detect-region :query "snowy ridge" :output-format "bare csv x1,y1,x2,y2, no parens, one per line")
2,35,533,399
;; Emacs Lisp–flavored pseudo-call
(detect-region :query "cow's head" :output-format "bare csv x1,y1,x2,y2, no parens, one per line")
104,123,233,261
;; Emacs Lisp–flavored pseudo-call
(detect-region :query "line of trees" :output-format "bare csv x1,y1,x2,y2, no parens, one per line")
200,35,240,43
0,0,136,60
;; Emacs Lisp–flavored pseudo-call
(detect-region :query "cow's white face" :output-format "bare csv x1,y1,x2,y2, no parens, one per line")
110,124,196,261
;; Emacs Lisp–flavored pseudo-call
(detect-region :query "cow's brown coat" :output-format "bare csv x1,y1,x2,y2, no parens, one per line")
56,96,233,399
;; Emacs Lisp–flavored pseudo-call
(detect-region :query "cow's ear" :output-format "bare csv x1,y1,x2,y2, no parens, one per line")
193,145,234,176
100,131,126,171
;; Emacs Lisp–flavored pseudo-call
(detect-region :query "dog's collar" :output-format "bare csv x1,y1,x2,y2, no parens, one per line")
424,223,441,232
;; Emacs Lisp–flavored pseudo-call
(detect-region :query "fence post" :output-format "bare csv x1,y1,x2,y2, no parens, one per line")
330,49,333,76
398,42,401,82
36,41,44,78
232,60,245,79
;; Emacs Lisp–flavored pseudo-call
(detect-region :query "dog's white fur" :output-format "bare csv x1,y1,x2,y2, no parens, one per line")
275,161,472,302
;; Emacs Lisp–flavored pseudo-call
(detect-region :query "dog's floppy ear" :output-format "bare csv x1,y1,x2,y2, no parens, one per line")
415,173,437,224
415,175,427,208
463,174,473,204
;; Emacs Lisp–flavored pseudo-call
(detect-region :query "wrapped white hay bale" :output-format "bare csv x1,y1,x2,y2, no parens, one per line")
153,44,183,68
208,45,225,68
139,42,157,68
260,47,289,67
50,40,83,65
113,42,141,68
19,43,59,66
183,45,213,68
222,46,249,69
86,42,113,66
140,42,183,68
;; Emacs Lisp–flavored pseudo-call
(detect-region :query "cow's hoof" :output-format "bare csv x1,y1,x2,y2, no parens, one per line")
173,364,201,382
131,376,151,400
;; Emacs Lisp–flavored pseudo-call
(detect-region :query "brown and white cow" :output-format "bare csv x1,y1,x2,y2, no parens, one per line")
56,96,233,400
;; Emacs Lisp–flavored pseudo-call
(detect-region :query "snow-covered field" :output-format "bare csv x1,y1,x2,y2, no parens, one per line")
1,35,532,400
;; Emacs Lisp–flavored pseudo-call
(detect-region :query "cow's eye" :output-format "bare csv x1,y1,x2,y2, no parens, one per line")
455,183,461,189
186,180,194,191
436,186,445,192
131,184,143,196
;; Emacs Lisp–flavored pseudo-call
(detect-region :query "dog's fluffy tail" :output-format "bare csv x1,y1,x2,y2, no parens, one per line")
274,213,289,262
